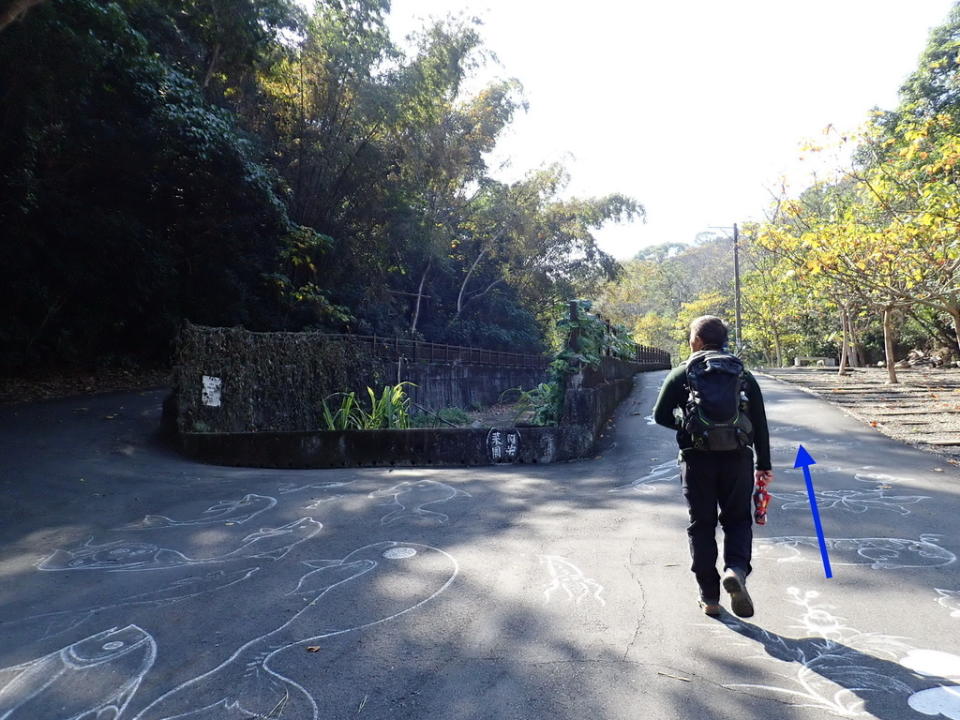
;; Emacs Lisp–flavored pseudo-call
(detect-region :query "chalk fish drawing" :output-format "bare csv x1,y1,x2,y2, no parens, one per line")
369,480,470,525
0,625,156,720
775,488,930,516
120,494,277,530
132,541,458,720
277,481,354,495
755,535,956,570
936,589,960,619
10,567,260,640
713,587,916,716
609,460,677,494
38,518,322,571
539,555,605,607
303,496,342,511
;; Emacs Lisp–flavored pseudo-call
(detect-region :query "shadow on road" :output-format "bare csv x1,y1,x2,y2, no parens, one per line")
710,613,958,720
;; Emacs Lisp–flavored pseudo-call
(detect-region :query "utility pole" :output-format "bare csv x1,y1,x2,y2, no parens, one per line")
733,222,742,354
707,224,744,354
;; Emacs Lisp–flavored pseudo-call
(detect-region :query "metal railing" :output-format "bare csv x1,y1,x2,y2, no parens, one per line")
319,334,548,368
318,332,670,369
633,344,672,366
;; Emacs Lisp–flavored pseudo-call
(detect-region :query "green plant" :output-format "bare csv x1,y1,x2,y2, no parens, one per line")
320,392,360,430
500,383,561,426
409,406,471,428
437,407,470,426
355,382,415,429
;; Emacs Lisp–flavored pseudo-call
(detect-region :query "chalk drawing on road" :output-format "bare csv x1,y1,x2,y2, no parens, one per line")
383,547,417,559
131,541,458,720
908,686,960,719
644,413,656,425
714,587,916,716
38,517,322,571
303,496,342,510
775,488,930,516
120,493,277,530
609,460,678,494
902,650,960,678
902,650,960,719
854,471,915,487
9,567,261,640
0,625,156,720
538,555,605,607
277,480,355,495
755,535,956,570
369,480,470,525
936,589,960,619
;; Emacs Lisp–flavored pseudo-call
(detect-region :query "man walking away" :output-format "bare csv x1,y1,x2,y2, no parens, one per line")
652,316,773,617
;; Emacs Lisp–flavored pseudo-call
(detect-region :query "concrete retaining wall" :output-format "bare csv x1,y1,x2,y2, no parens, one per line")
400,362,545,410
181,425,586,468
173,324,545,433
173,326,668,468
180,373,642,468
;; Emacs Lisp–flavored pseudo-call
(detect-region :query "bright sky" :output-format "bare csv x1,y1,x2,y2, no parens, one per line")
387,0,957,259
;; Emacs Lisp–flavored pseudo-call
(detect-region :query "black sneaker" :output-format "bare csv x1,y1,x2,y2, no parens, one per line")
721,568,754,618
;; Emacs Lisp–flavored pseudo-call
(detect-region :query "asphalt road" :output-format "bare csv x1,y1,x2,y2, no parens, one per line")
2,373,960,720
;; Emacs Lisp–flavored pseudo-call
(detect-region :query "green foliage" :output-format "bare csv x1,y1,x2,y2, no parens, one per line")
0,0,643,375
320,392,361,430
0,0,301,369
437,407,471,426
320,382,415,430
357,383,415,430
410,406,471,428
500,383,562,426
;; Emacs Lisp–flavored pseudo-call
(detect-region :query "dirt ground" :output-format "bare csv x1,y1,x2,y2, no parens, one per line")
761,366,960,464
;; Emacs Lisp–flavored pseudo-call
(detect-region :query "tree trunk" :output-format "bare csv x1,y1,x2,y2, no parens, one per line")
849,314,864,367
948,305,960,358
410,261,431,334
202,42,222,90
455,248,486,318
773,332,783,368
838,306,849,375
848,318,861,367
883,306,898,384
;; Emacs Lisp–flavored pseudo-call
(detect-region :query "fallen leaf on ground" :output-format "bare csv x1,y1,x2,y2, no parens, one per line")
306,646,321,653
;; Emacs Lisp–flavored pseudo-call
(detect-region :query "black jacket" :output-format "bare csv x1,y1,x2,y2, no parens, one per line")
651,352,771,470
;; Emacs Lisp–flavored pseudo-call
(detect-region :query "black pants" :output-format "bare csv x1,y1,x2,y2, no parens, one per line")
679,448,754,601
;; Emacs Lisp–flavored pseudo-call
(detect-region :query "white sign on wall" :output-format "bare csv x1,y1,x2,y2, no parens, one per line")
201,375,222,407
